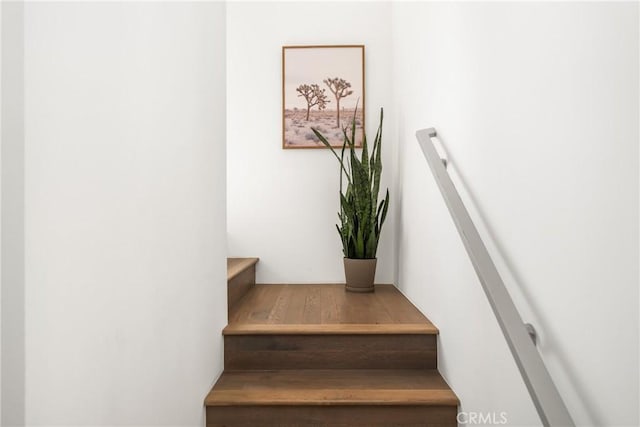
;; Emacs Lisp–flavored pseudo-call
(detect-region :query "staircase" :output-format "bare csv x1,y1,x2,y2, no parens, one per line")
205,258,459,426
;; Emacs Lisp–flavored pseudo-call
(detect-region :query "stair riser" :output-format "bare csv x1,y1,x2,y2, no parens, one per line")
225,334,437,370
227,265,256,319
207,405,457,427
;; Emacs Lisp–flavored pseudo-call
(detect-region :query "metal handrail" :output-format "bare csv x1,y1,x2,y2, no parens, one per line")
416,128,575,427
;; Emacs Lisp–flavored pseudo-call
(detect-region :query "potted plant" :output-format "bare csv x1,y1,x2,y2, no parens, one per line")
312,107,389,292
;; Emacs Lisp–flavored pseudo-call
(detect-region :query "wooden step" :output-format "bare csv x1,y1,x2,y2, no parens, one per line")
227,257,259,320
227,257,259,282
206,369,458,427
225,333,436,370
224,284,438,370
227,284,437,328
207,369,458,405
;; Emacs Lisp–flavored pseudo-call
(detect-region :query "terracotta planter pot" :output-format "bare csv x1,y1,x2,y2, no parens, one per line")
343,258,377,293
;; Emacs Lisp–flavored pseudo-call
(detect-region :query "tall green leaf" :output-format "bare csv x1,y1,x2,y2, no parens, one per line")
314,107,389,259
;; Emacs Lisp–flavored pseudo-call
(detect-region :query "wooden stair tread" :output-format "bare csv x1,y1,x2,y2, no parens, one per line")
206,369,459,407
227,284,438,334
227,257,259,281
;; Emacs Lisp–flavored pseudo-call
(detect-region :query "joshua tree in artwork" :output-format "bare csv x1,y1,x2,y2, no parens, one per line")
324,77,353,128
296,84,330,121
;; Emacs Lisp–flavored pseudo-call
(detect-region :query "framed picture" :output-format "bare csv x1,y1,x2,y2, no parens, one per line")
282,45,365,149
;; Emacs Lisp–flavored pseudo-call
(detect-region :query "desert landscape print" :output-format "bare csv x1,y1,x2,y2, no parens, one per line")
283,45,364,149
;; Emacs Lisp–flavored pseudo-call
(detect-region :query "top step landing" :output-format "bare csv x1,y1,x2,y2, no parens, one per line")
224,284,438,335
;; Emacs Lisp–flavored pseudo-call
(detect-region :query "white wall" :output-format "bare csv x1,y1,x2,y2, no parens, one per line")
1,1,25,424
227,2,394,284
0,2,4,423
0,2,2,420
22,3,227,425
392,2,639,426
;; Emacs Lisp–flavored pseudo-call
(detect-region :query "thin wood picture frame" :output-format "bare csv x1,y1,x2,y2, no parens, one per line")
282,45,365,149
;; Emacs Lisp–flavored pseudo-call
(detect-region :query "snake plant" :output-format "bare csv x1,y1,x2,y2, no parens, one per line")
312,107,389,259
